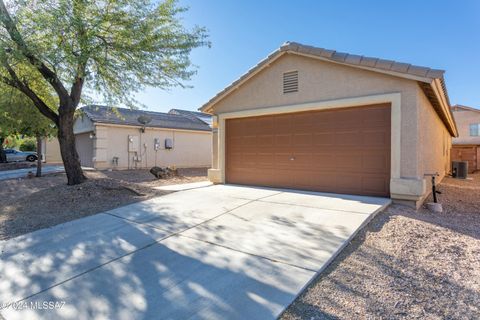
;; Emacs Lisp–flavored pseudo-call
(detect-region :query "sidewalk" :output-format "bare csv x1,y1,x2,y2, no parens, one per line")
0,165,64,181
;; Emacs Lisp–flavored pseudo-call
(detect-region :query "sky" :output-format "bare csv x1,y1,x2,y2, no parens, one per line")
135,0,480,113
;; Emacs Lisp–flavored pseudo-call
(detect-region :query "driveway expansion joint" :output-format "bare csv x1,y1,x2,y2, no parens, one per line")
178,234,318,273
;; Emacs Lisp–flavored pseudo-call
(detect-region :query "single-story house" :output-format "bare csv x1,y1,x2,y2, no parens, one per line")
41,137,62,163
69,105,212,169
450,104,480,172
169,109,214,127
201,42,458,208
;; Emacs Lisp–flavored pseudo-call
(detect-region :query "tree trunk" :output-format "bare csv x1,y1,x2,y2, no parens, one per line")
57,111,85,185
0,137,6,163
36,134,42,177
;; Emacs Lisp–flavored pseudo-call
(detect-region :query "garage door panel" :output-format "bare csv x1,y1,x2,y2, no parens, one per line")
274,153,294,167
362,176,389,195
363,108,389,121
257,153,275,166
257,134,274,146
226,104,391,197
363,154,389,172
298,172,338,189
335,131,363,146
274,114,293,128
335,155,363,171
363,130,390,147
293,133,313,146
275,134,292,147
314,133,335,146
311,153,337,170
290,153,314,167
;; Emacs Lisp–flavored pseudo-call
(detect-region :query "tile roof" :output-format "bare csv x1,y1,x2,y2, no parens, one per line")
200,41,448,113
81,105,211,132
451,104,480,112
168,109,213,126
282,42,445,79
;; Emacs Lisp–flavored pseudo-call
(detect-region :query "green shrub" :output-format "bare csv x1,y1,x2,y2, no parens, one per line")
3,135,20,149
19,138,36,151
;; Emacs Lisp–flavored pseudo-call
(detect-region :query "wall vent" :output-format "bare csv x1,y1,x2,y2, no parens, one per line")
283,71,298,94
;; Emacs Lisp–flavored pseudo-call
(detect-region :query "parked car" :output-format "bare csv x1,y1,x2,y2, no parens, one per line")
4,149,38,162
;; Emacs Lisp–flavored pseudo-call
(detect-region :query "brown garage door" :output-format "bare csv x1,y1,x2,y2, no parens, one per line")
226,103,391,197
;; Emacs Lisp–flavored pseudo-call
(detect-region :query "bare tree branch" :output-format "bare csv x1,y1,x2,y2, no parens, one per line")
1,62,59,124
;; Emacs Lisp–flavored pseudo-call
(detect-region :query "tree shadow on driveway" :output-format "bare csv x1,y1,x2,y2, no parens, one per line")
0,204,313,320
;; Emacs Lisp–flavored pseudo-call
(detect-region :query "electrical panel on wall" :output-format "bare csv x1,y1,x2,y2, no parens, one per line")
128,135,139,152
154,138,160,151
165,138,173,149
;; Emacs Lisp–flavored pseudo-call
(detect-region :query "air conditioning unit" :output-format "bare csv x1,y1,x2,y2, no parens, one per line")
452,161,468,179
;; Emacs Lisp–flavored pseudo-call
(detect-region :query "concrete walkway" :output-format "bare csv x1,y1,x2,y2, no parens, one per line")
0,184,390,320
0,165,64,181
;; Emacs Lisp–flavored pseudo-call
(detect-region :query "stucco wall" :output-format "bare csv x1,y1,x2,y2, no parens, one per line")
212,129,219,169
452,109,480,145
211,53,421,178
44,137,62,163
73,115,94,134
417,87,451,193
75,132,94,167
93,125,212,170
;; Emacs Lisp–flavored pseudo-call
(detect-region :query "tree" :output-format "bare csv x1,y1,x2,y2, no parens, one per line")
0,0,209,184
0,85,56,176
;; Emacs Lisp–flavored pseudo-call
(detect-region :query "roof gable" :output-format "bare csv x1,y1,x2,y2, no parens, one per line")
199,42,457,136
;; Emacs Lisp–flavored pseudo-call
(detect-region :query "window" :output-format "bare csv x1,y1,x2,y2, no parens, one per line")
283,71,298,94
469,124,480,136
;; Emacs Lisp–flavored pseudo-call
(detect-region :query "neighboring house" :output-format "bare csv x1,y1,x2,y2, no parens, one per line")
169,109,213,127
41,137,62,163
201,42,457,208
68,106,212,169
450,104,480,172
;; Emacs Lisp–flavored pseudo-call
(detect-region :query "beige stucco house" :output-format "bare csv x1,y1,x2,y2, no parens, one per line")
450,105,480,172
69,106,212,170
41,137,62,163
201,42,457,208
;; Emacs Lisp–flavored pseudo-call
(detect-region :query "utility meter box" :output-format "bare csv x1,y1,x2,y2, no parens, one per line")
165,138,173,150
154,138,160,151
128,135,139,152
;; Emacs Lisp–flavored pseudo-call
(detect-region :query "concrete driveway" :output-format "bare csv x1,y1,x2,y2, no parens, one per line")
0,184,390,320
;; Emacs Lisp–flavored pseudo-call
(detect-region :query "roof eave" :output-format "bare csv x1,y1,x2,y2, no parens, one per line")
291,51,438,84
431,78,458,137
200,43,456,136
199,49,286,113
92,121,211,132
418,79,458,137
200,48,441,114
451,104,480,113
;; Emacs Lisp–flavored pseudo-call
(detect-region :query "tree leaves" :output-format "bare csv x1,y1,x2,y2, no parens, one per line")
0,0,209,110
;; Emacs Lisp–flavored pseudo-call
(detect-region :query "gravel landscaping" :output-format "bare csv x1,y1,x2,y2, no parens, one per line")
281,172,480,320
0,168,208,240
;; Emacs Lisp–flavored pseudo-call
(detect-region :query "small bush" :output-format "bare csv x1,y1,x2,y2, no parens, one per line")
19,138,36,151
